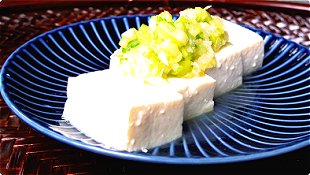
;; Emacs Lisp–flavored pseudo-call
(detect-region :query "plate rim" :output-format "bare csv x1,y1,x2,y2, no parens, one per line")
0,14,309,164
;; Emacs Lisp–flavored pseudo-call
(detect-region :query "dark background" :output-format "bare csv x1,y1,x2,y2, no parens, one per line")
88,146,310,174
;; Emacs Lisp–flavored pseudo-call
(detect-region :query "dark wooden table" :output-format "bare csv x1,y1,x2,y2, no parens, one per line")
0,1,309,174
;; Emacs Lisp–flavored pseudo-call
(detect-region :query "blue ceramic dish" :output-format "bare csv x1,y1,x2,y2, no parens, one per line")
0,15,309,164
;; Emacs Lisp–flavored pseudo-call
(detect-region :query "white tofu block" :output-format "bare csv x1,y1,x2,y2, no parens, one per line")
223,20,264,75
62,69,184,152
206,44,243,97
168,75,216,121
206,20,264,96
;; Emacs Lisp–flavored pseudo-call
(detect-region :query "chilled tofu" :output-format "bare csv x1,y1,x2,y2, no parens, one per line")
223,20,264,75
167,75,216,121
62,69,184,152
61,9,266,153
206,20,264,96
207,44,243,97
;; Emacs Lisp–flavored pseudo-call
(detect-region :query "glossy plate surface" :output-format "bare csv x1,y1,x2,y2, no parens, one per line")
1,15,309,164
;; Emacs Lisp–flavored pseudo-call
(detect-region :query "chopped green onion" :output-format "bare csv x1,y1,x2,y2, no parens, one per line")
110,7,228,80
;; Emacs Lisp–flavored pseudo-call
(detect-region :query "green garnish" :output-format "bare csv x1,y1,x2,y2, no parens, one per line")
110,7,228,80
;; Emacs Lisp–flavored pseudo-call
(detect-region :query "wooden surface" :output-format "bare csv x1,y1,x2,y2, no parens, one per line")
0,1,309,174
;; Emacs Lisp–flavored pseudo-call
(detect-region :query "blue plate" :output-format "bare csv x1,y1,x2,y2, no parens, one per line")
0,15,309,164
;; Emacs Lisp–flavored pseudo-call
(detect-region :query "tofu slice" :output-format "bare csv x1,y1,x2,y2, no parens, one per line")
206,20,264,96
62,69,184,152
223,20,264,75
167,75,216,121
206,44,243,97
